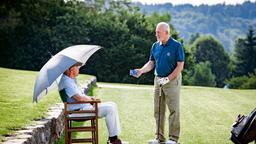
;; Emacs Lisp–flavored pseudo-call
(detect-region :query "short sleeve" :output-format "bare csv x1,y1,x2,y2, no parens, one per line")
176,43,185,62
64,80,80,98
149,43,155,61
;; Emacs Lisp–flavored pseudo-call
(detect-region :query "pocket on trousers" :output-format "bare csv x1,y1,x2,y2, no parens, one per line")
168,76,181,87
168,79,178,86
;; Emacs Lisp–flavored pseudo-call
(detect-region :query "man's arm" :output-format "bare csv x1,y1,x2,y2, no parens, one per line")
167,61,184,81
72,94,93,102
135,60,155,78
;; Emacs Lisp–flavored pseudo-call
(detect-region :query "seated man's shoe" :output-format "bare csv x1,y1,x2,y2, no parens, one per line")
112,138,122,144
165,139,177,144
107,138,122,144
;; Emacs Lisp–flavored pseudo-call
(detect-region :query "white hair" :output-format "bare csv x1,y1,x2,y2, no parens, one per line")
156,22,170,34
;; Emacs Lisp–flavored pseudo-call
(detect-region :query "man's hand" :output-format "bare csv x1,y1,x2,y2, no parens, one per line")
132,60,155,78
90,96,100,101
130,69,143,78
157,77,170,86
134,69,143,78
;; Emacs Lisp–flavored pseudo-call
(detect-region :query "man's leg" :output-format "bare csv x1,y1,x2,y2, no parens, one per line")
163,75,181,142
98,102,121,137
154,77,166,142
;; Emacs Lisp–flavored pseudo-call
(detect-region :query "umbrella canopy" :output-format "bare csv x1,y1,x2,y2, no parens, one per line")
33,45,101,102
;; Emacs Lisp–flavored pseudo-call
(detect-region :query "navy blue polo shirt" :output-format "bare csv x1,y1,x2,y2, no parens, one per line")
149,37,185,77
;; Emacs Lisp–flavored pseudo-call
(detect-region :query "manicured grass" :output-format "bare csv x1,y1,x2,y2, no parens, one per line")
1,67,255,143
0,67,94,142
89,83,255,144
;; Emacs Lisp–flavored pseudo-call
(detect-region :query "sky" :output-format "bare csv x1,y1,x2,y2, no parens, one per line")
131,0,255,6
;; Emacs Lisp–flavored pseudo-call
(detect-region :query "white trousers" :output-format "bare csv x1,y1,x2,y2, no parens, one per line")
82,102,121,137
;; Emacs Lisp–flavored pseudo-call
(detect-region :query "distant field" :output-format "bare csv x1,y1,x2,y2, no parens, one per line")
0,67,94,142
0,68,255,144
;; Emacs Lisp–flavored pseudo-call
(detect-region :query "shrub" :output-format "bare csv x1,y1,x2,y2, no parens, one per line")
191,61,216,87
228,72,256,89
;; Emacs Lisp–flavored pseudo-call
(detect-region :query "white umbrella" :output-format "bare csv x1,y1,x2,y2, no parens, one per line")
33,45,101,102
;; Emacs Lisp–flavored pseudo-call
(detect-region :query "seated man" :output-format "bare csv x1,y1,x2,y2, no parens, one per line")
58,63,122,144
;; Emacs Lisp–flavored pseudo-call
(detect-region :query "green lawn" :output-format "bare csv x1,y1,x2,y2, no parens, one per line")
1,68,256,144
0,67,94,142
89,83,255,144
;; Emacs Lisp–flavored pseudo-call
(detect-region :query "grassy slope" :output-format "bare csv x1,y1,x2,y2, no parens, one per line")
0,67,93,142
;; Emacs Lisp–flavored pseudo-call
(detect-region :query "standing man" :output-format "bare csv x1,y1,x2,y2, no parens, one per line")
133,22,184,144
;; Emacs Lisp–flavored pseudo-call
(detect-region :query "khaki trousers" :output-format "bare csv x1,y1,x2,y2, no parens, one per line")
154,74,181,142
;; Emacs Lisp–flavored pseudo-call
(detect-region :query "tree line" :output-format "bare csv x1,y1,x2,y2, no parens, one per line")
0,0,255,89
184,28,256,89
0,0,169,84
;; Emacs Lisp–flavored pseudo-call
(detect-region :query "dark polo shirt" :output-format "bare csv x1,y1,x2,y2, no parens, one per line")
149,37,185,77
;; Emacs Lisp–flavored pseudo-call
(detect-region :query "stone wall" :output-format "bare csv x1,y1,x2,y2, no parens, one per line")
3,77,96,144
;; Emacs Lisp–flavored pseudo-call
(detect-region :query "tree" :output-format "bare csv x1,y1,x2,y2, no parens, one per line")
0,0,67,70
182,45,195,85
80,1,156,84
233,27,256,76
191,35,231,87
0,0,187,85
187,33,200,45
191,61,216,87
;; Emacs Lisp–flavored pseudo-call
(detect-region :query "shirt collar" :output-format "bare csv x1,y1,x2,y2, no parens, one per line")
63,74,76,81
160,37,172,46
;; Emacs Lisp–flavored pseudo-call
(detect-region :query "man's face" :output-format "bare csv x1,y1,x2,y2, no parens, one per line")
155,26,168,42
70,66,79,77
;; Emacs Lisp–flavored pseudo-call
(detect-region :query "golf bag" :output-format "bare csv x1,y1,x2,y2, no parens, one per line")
230,108,256,144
